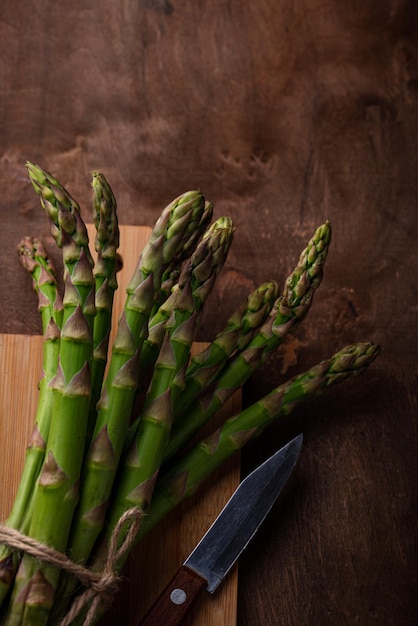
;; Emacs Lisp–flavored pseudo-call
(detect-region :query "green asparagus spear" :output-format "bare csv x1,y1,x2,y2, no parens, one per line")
5,164,96,626
87,171,120,444
164,220,331,463
0,238,63,606
14,238,64,528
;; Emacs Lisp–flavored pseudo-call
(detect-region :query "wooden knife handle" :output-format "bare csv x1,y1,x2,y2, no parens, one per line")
137,565,207,626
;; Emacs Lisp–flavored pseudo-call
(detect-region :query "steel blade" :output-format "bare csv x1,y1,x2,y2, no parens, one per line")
184,433,303,593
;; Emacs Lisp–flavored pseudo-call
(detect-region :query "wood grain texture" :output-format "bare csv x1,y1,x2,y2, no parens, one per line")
0,1,417,624
0,226,241,625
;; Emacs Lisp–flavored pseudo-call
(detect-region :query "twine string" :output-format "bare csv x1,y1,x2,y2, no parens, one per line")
0,506,142,626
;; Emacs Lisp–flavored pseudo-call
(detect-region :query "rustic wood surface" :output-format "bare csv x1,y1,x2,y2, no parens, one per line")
0,1,417,624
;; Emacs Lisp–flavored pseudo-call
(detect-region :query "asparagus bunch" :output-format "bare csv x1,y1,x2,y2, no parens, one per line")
0,163,380,626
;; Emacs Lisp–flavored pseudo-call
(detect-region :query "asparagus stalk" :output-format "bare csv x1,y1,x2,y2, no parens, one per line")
14,238,64,528
87,171,120,443
4,164,96,626
0,238,63,605
164,220,331,462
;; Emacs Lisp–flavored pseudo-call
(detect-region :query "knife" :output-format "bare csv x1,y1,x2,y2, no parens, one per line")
137,433,303,626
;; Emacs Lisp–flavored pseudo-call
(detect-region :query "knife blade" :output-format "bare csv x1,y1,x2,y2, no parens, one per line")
138,433,303,626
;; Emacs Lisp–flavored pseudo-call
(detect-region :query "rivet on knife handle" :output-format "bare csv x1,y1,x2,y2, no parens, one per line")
138,566,206,625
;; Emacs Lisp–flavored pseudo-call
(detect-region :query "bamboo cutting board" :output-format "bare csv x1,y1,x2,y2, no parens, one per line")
0,225,240,625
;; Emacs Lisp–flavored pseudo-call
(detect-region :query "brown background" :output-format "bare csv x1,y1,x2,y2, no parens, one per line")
0,1,417,624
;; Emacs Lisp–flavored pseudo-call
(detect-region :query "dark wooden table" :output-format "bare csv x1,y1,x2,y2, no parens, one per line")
1,2,417,624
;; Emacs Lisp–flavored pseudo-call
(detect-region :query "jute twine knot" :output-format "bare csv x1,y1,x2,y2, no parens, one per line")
0,506,143,626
